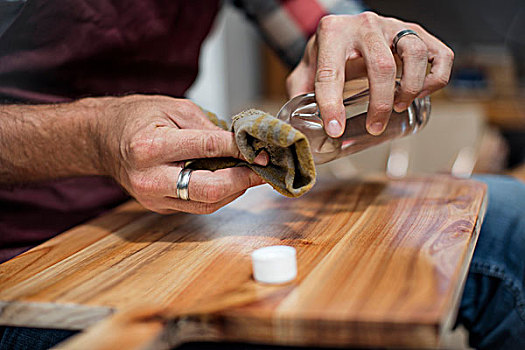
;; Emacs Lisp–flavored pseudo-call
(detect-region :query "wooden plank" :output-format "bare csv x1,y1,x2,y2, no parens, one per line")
0,176,486,348
0,201,147,290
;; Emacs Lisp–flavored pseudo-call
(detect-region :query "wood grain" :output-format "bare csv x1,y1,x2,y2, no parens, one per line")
0,176,487,349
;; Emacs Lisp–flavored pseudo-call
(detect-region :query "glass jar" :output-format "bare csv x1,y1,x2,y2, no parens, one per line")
276,79,431,164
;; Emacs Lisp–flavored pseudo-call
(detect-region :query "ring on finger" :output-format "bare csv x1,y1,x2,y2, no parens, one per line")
176,168,193,201
392,29,421,55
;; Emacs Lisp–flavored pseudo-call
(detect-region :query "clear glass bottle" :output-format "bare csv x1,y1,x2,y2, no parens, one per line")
276,79,431,164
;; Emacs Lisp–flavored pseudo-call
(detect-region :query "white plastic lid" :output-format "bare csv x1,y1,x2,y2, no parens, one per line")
251,245,297,284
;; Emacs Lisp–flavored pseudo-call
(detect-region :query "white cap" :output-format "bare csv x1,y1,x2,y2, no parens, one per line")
251,245,297,284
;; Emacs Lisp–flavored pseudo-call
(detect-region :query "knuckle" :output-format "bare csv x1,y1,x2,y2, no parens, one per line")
178,98,198,114
316,67,339,83
443,47,455,61
374,102,393,114
408,23,423,32
181,98,199,110
358,11,379,24
402,84,422,96
374,56,396,75
320,101,343,114
202,133,223,158
127,136,157,167
318,15,339,32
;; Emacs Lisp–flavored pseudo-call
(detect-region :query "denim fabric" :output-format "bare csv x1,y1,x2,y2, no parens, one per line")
0,327,76,350
457,175,525,350
1,175,524,350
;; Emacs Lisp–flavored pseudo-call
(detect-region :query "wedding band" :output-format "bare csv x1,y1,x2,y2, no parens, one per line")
392,29,420,54
176,168,193,201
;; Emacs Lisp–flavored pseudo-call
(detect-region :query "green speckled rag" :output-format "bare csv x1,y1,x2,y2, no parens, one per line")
187,109,316,197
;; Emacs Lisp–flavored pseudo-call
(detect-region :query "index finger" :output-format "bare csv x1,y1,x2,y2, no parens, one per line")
315,17,347,138
131,128,240,165
358,31,397,135
140,128,267,166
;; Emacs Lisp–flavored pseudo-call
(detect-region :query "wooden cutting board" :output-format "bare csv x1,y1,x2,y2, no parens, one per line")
0,176,487,349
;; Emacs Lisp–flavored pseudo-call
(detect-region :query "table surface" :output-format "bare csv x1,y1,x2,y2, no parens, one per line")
0,176,487,349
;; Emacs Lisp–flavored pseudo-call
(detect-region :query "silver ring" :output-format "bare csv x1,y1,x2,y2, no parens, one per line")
176,168,193,201
392,29,420,54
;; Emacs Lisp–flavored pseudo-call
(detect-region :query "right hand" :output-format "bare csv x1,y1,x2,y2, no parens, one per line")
286,12,454,137
97,95,268,214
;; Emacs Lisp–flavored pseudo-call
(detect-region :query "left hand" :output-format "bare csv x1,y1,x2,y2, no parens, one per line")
97,95,267,215
286,12,454,137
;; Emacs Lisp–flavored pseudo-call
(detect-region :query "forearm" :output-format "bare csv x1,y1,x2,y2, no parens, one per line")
0,94,270,214
0,98,110,185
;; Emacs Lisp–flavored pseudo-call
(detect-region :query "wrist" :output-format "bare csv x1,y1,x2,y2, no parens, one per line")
76,96,122,179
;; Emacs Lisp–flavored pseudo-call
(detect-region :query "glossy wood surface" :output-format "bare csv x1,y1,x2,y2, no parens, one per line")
0,176,487,348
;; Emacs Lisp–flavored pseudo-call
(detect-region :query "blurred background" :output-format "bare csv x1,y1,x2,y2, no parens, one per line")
188,0,525,182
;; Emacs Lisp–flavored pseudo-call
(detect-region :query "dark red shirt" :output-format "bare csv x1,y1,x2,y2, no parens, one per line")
0,0,220,262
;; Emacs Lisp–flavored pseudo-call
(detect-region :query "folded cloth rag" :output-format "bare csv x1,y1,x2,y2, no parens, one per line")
186,109,316,197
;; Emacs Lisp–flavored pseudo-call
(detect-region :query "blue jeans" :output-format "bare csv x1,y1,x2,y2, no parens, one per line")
456,175,525,349
2,175,525,350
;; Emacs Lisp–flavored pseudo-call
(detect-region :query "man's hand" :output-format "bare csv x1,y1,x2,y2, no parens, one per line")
99,95,267,214
286,12,454,137
0,95,267,214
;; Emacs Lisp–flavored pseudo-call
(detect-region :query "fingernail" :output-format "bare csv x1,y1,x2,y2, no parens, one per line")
417,90,429,98
394,102,407,112
326,119,342,137
254,152,269,166
369,122,384,135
